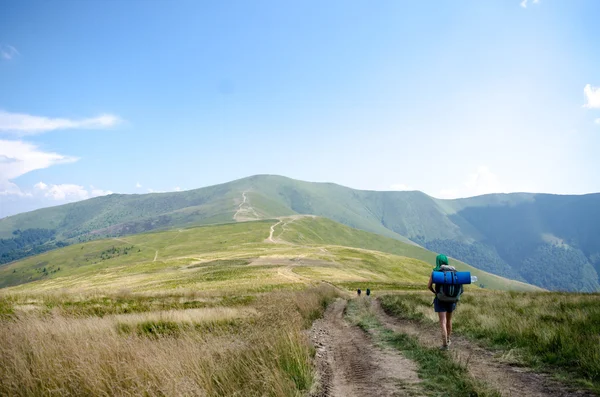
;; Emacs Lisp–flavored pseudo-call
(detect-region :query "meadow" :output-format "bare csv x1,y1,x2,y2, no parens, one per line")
380,291,600,393
0,218,430,396
0,217,549,396
0,284,339,396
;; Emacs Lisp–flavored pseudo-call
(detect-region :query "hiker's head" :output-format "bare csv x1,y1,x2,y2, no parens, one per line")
434,254,448,271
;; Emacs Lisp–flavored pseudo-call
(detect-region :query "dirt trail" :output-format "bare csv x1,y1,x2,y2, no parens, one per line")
266,215,316,244
268,220,283,242
311,299,422,397
233,191,260,221
372,299,594,397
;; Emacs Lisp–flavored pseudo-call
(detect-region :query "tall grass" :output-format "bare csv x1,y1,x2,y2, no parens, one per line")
0,284,339,396
380,291,600,392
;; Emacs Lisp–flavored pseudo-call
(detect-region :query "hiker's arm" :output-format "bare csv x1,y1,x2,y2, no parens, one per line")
428,274,436,294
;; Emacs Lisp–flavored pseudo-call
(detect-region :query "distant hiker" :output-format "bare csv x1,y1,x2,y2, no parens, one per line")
428,254,463,350
357,288,361,296
366,288,371,296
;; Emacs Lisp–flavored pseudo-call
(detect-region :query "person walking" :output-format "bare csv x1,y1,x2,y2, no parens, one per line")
427,254,461,350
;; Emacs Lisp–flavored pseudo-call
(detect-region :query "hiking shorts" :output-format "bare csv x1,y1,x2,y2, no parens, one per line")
434,298,456,313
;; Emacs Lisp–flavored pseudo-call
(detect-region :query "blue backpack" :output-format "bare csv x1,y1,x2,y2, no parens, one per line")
435,267,463,303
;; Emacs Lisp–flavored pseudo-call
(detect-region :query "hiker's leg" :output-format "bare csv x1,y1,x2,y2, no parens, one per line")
437,312,448,346
446,310,453,343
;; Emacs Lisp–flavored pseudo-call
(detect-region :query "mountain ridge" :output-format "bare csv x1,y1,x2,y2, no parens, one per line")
1,174,599,291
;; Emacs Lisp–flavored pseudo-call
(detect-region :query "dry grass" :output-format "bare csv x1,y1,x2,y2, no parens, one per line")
0,284,339,396
380,290,600,392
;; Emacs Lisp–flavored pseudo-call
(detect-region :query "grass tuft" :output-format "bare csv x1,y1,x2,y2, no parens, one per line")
380,291,600,393
346,298,500,397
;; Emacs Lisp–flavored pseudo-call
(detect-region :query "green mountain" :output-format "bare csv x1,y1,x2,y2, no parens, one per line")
0,216,540,292
1,174,598,291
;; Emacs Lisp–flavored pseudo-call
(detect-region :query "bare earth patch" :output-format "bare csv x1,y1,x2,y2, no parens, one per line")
372,299,595,397
310,299,422,397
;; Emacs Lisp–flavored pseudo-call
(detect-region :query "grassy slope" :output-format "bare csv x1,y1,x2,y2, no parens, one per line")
0,217,539,293
278,217,541,292
380,292,600,393
1,174,597,291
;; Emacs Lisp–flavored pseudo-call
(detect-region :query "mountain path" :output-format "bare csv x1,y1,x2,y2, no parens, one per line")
115,229,184,263
268,220,283,242
113,237,159,262
266,215,318,244
310,299,423,397
233,191,259,221
371,299,595,397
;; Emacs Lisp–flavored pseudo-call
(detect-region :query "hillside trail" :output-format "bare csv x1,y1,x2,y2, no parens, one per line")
266,215,317,243
268,220,283,242
115,229,183,262
371,299,595,397
310,298,423,397
233,191,260,221
113,237,159,262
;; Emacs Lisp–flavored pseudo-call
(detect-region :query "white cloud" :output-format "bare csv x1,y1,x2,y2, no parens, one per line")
0,110,121,135
0,180,26,196
174,186,182,192
36,183,89,201
584,84,600,109
34,181,48,191
90,185,113,197
0,140,78,196
32,182,112,201
135,182,142,188
595,118,600,125
437,166,505,199
0,44,19,60
520,0,539,8
389,183,414,191
464,166,503,196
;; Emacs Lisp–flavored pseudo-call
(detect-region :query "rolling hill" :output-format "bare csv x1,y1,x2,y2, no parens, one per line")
0,174,598,291
0,216,540,292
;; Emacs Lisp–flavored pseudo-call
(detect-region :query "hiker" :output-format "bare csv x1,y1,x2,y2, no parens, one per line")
366,288,370,296
428,254,462,350
357,288,361,296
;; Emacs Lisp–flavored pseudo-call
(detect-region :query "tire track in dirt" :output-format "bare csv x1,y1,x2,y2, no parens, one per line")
372,299,595,397
310,299,422,397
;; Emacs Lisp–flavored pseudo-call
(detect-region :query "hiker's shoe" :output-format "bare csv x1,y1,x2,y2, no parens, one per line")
447,339,451,347
439,345,449,351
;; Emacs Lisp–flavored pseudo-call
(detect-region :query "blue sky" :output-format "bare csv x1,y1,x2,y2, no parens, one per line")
1,0,599,217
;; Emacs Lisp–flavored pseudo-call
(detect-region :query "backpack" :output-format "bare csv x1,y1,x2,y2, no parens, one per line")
435,267,463,303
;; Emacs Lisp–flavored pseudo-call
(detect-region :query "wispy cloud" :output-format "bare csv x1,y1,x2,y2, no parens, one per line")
584,84,600,109
90,185,113,197
0,44,19,60
33,182,112,201
135,182,142,188
0,140,78,196
0,110,121,135
520,0,539,8
595,118,600,125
